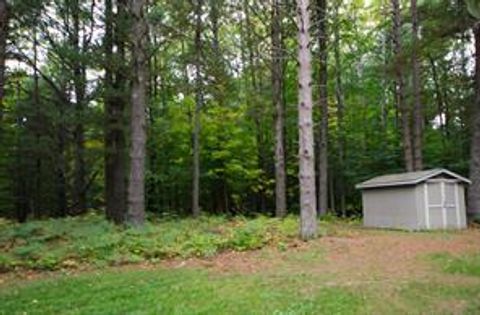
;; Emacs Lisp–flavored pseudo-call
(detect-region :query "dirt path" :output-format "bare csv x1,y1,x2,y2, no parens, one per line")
164,227,480,284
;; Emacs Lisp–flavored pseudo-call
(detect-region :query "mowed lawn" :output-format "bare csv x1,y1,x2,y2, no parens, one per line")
1,216,480,314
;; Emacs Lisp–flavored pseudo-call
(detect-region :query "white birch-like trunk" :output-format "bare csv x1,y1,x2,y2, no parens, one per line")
296,0,317,240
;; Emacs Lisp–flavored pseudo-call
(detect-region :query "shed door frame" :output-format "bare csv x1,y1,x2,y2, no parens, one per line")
423,180,461,229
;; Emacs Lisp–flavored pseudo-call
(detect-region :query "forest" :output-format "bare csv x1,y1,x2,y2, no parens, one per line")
3,0,480,314
1,0,480,232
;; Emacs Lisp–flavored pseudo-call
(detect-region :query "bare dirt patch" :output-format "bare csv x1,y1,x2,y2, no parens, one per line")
162,227,480,285
316,229,480,282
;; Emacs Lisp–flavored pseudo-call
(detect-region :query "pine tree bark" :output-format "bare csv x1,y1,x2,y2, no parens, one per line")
272,0,286,217
192,0,203,217
56,119,67,217
429,56,447,141
468,22,480,220
14,81,28,222
244,0,267,213
391,0,414,172
380,3,389,132
33,25,42,218
210,0,220,55
71,0,87,213
55,87,67,217
127,0,147,226
411,0,423,171
0,0,7,121
333,2,346,216
146,32,156,212
104,0,127,224
296,0,317,240
316,0,328,217
209,0,229,213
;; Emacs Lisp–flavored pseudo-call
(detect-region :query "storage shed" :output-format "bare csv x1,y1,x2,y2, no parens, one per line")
356,169,470,230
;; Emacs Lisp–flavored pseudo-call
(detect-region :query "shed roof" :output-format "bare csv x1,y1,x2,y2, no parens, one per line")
356,168,471,189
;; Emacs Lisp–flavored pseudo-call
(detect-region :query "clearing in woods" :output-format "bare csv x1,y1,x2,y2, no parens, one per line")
1,224,480,314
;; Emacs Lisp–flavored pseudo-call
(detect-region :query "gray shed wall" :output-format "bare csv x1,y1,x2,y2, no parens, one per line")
414,184,426,228
362,186,419,229
362,181,467,230
458,184,467,228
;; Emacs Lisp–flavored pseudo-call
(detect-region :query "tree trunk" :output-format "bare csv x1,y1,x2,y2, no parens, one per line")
210,0,229,213
468,22,480,220
127,0,148,226
316,0,328,216
192,0,203,217
33,25,42,219
104,0,127,224
210,0,220,55
146,32,157,212
272,0,286,217
14,81,28,222
411,0,423,171
55,85,67,217
296,0,317,240
380,3,389,132
391,0,414,172
56,123,67,217
333,2,346,216
71,0,87,214
0,0,6,121
244,0,267,213
429,56,447,142
329,166,336,212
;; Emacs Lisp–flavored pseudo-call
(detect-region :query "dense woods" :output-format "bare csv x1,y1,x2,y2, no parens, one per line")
1,0,480,229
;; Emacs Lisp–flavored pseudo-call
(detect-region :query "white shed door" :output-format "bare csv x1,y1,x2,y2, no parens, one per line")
444,183,460,228
424,181,460,229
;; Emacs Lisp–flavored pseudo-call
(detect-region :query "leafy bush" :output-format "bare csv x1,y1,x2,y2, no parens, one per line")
0,213,308,271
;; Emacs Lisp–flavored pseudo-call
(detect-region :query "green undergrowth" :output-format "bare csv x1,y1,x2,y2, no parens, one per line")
0,213,335,272
429,252,480,277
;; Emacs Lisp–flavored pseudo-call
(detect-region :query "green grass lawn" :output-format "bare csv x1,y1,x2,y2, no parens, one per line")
1,215,480,314
2,256,480,315
0,267,363,315
430,252,480,277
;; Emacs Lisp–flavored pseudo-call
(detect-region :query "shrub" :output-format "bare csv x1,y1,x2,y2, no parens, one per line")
0,213,314,271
